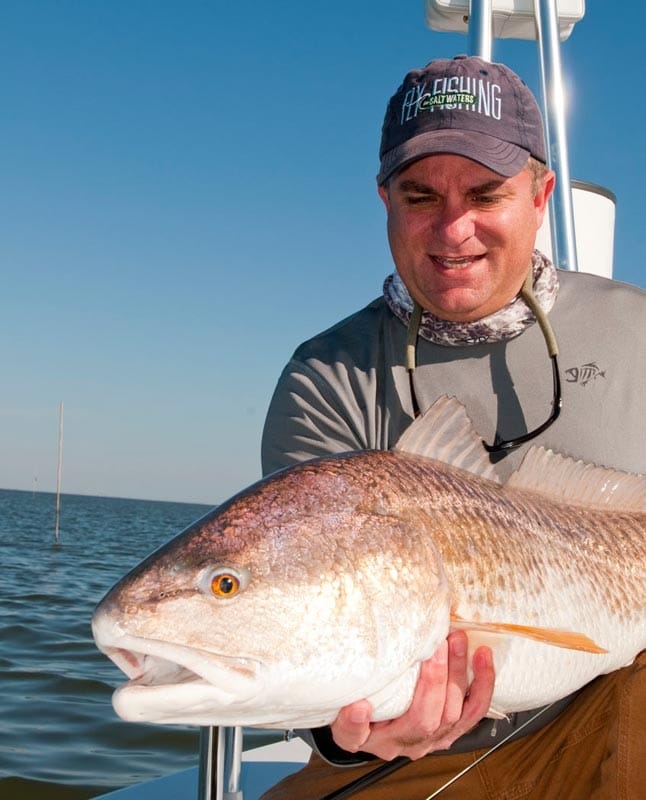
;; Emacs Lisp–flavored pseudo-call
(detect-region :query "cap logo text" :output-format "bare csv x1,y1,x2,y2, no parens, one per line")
400,76,502,123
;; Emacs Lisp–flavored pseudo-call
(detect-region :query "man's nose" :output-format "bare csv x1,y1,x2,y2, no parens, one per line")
433,205,475,247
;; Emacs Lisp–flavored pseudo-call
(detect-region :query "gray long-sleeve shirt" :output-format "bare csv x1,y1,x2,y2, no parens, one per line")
261,268,646,760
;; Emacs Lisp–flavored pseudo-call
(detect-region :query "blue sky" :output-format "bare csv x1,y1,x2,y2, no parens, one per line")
2,1,643,505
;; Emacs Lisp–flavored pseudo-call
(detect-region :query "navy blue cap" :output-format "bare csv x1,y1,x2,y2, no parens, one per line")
378,55,547,185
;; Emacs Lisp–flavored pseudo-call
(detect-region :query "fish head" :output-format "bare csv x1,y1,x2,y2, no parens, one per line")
92,452,451,728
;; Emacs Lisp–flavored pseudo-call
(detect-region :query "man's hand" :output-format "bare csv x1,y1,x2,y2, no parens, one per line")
330,631,495,761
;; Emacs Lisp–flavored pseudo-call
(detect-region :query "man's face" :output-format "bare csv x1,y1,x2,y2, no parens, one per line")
378,154,555,322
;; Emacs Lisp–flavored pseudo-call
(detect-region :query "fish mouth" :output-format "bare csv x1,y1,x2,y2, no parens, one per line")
102,644,246,686
92,613,263,724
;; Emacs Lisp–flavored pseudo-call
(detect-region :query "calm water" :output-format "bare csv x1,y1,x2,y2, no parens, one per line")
0,488,219,799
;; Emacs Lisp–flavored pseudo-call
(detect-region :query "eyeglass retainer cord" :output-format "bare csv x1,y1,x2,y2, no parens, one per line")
404,269,562,452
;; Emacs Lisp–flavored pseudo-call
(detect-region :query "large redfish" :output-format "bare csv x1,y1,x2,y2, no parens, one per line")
92,397,645,728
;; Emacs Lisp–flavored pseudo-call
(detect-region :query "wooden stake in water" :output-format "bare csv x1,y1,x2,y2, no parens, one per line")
54,401,64,544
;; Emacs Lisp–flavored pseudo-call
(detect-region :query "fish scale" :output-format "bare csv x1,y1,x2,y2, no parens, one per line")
92,397,645,729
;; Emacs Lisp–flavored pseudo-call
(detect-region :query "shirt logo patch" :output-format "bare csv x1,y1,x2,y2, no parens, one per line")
565,362,607,386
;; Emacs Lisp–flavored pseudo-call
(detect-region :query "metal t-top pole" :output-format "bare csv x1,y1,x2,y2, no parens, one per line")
468,0,493,60
534,0,579,272
198,725,243,800
469,0,578,273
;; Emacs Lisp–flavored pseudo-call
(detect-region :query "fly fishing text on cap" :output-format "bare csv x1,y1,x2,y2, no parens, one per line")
377,55,547,185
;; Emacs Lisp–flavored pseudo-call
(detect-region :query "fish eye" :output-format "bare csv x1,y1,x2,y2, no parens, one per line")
200,566,249,600
211,572,240,597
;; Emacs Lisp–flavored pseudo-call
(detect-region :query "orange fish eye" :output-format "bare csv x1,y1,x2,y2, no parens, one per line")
210,572,240,598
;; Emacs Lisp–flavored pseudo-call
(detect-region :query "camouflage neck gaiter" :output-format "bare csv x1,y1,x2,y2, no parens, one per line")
383,250,559,347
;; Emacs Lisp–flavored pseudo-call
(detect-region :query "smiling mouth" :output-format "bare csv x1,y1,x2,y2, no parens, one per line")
432,255,484,269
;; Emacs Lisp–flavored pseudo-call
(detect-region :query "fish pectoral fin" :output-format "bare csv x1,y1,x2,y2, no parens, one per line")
487,706,509,721
450,615,608,654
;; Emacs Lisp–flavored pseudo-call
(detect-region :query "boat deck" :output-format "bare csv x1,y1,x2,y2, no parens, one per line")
93,738,312,800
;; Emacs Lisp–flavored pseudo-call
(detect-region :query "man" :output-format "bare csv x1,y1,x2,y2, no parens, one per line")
260,55,645,799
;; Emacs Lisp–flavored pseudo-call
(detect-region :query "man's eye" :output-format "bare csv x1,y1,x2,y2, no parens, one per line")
405,194,438,205
472,194,499,205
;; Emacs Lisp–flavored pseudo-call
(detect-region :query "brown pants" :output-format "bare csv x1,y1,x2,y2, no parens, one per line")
260,651,646,800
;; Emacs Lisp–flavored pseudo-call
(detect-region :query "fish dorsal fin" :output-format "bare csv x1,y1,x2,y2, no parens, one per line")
393,396,499,483
507,447,646,511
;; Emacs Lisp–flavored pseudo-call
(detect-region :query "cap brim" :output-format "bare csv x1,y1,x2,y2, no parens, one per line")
377,130,531,185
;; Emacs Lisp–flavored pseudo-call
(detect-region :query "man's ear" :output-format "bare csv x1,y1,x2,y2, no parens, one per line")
377,183,391,212
534,170,556,226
